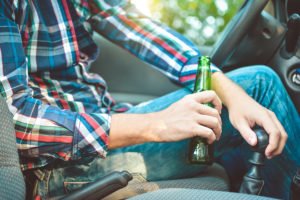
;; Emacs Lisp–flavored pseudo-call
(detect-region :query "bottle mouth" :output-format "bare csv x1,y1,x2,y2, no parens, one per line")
198,56,211,66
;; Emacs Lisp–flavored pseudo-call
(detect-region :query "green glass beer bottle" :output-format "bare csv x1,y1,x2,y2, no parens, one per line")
188,56,214,165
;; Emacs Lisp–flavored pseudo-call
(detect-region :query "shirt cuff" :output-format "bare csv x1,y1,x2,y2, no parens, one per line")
72,113,111,160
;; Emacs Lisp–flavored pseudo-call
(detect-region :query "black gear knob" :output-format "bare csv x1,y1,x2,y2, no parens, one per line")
251,129,269,153
239,128,269,195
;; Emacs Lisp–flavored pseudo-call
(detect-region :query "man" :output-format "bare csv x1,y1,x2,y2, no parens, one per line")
0,0,299,199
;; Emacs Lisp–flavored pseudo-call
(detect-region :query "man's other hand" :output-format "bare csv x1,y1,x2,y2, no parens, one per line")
228,95,288,159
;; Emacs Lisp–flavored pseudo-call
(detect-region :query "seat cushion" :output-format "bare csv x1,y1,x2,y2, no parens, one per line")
104,163,229,200
0,97,25,200
128,188,278,200
0,167,26,200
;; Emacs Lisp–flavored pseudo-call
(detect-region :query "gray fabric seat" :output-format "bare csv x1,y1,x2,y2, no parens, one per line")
104,164,229,200
0,97,25,200
129,188,279,200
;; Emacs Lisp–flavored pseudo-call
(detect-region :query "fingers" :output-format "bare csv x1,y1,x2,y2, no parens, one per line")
196,104,222,127
255,112,281,158
193,125,217,144
254,109,287,159
196,114,222,140
183,92,223,143
236,118,258,146
192,91,222,114
265,111,287,158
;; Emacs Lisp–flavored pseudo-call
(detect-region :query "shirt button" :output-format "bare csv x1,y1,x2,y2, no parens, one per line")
66,24,71,30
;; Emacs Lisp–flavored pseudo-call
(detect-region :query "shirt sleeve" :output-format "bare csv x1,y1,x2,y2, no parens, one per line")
0,4,110,170
87,0,221,87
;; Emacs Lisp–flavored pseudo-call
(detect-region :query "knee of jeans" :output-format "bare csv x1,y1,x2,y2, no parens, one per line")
253,65,280,82
247,65,282,89
231,65,284,101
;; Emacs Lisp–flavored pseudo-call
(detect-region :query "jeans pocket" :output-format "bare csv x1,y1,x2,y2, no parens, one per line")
63,181,90,194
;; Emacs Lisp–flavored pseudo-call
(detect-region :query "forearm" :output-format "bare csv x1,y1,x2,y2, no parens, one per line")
212,72,254,109
109,113,159,149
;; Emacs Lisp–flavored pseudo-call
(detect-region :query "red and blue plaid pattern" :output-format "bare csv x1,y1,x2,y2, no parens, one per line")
0,0,220,170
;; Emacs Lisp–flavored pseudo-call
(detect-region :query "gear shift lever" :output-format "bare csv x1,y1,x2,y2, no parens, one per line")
239,129,269,195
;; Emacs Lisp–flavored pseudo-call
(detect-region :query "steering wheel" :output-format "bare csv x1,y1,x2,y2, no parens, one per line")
210,0,269,68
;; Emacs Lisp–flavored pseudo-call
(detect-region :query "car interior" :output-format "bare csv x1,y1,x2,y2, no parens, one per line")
92,0,300,113
1,0,299,199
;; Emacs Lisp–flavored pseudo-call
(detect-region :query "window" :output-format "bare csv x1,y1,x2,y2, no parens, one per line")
132,0,245,46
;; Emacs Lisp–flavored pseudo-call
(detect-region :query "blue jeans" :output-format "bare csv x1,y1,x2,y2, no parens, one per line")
40,66,300,199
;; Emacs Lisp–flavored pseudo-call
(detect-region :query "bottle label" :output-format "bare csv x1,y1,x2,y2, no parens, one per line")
192,142,208,161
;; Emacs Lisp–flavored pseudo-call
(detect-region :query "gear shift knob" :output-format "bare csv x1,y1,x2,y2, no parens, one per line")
239,128,269,195
251,129,269,153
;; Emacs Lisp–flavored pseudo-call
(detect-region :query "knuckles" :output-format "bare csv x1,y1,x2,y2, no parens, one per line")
211,108,219,116
206,129,215,139
273,130,281,139
211,118,219,128
189,124,200,136
282,133,288,141
206,90,217,97
267,110,275,116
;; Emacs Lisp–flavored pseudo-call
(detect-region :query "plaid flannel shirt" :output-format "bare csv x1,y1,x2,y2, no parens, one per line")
0,0,220,170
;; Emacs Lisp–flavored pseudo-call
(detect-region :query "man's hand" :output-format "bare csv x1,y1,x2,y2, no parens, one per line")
151,91,222,144
212,72,287,159
228,96,287,159
109,91,222,149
